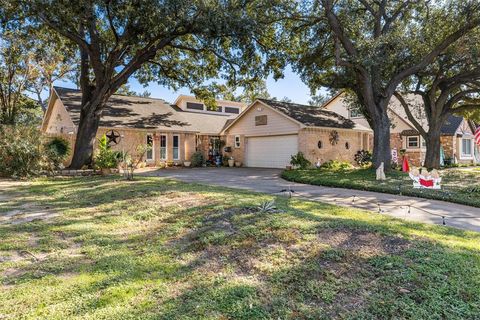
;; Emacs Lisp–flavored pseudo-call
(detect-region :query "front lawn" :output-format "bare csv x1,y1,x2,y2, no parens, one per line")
282,168,480,207
1,177,480,319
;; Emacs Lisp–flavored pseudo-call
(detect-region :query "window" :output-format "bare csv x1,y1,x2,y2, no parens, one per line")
146,134,154,160
173,135,180,160
349,108,362,118
225,106,240,114
234,135,241,148
186,102,204,110
160,135,167,160
215,106,223,112
255,115,268,126
421,137,426,148
462,138,472,157
407,136,419,148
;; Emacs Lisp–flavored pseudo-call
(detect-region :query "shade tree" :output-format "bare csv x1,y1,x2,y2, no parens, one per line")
289,0,480,169
24,0,292,168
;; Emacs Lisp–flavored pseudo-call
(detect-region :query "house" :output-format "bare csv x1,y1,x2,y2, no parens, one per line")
42,87,373,168
221,99,372,168
323,92,479,165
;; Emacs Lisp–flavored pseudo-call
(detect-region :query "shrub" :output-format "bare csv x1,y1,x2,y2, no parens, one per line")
44,137,70,169
354,150,372,167
290,152,311,169
0,126,45,177
191,152,205,167
94,135,119,169
320,160,354,171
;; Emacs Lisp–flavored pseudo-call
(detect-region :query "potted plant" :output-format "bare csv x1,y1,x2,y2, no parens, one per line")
228,157,235,167
184,161,191,167
235,161,241,167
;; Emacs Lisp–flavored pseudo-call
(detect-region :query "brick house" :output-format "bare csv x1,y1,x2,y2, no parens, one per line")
324,92,479,166
42,87,372,168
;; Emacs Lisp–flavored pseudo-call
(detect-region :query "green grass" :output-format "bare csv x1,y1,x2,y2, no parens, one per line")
282,168,480,207
1,176,480,319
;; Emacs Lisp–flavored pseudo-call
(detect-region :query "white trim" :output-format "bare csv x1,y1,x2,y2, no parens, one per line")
221,100,304,134
234,135,241,148
159,134,167,160
460,138,474,160
407,136,420,148
172,134,180,160
146,133,154,161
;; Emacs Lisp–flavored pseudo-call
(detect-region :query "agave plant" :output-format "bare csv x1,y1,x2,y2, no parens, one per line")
258,200,277,213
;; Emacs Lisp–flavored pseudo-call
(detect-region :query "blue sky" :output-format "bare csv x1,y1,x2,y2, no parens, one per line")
53,65,319,105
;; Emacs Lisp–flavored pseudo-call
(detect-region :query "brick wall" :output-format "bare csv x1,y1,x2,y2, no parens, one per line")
55,128,197,167
298,128,368,165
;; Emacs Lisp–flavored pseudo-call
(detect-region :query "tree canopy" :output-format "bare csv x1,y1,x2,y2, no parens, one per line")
22,0,292,168
288,0,480,168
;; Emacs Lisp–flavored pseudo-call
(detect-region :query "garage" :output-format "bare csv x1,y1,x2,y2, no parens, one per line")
246,135,298,168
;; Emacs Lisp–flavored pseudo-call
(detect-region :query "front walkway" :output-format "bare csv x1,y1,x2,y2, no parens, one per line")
139,167,480,232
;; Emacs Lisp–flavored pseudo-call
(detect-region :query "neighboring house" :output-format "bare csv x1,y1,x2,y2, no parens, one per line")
324,92,479,165
42,87,372,169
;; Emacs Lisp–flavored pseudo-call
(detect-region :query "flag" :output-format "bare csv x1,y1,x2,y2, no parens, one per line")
475,126,480,146
402,155,410,172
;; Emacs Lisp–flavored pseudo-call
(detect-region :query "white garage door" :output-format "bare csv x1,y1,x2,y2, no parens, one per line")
246,135,298,168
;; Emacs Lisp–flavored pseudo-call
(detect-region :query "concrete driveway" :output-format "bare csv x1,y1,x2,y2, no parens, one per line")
140,167,480,232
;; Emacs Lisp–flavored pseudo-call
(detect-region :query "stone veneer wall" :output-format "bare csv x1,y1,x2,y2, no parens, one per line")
440,136,455,160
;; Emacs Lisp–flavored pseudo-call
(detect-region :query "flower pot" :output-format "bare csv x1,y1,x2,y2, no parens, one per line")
235,161,241,167
184,161,191,167
228,159,235,167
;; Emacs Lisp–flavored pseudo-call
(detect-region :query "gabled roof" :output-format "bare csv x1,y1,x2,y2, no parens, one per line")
257,99,368,130
441,114,464,135
53,87,232,134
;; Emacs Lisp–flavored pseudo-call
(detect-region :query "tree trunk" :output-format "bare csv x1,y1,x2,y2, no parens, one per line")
69,103,102,169
424,129,441,169
371,110,392,170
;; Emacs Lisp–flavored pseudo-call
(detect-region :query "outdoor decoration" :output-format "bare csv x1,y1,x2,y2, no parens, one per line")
329,130,339,145
376,162,386,180
409,167,442,189
318,141,323,149
391,148,398,164
105,130,121,146
345,142,349,149
402,155,410,172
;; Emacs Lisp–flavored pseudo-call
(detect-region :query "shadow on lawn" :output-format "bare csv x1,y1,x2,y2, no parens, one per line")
1,177,480,318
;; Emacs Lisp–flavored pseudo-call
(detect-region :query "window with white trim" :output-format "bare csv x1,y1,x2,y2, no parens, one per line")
160,135,167,160
234,135,241,148
407,136,419,148
146,134,154,160
462,138,472,157
173,135,180,160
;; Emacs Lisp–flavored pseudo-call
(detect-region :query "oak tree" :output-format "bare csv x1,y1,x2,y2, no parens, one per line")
25,0,290,168
290,0,480,168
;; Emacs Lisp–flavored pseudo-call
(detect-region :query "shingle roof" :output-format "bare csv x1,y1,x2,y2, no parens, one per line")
54,87,232,134
257,99,370,130
440,114,464,135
